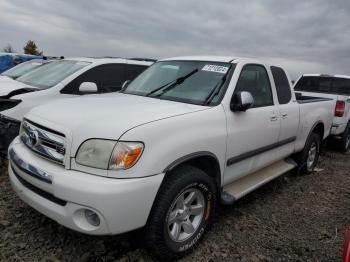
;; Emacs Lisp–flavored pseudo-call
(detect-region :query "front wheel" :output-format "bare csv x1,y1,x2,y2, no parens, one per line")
145,165,217,260
294,132,321,174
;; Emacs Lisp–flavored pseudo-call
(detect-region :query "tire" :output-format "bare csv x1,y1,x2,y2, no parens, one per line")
337,123,350,153
145,165,217,260
294,132,321,175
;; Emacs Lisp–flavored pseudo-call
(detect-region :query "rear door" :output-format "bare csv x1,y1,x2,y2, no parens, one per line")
224,64,281,184
271,66,299,158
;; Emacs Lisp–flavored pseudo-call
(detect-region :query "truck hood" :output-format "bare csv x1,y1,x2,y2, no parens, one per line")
0,80,38,97
28,93,208,145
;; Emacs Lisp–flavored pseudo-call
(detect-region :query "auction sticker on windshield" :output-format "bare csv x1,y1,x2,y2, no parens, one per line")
202,65,229,74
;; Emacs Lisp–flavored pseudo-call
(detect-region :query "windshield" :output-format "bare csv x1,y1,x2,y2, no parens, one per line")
16,60,90,89
124,61,233,105
1,61,43,79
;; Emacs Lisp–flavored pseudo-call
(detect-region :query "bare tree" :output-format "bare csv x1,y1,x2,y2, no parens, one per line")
2,44,16,53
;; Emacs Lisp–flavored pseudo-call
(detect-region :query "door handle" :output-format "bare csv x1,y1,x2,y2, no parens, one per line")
281,113,288,119
270,115,278,121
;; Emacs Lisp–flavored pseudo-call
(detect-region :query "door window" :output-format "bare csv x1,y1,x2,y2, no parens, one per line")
234,64,273,107
126,64,148,81
61,64,127,94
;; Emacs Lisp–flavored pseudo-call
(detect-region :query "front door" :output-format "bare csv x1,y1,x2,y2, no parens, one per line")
224,64,280,184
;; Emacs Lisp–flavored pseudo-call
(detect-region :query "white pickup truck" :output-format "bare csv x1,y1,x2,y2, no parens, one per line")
294,74,350,152
8,56,335,259
0,57,153,155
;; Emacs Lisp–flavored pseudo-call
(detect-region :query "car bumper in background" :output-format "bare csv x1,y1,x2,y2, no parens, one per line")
331,123,347,136
8,141,164,235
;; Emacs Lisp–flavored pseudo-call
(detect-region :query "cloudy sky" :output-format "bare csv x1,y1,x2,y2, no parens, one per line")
1,0,349,79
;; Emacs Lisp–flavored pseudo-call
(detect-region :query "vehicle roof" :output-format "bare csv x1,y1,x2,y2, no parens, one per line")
161,56,235,62
21,59,49,64
0,52,41,58
64,57,153,66
160,56,270,65
302,73,350,79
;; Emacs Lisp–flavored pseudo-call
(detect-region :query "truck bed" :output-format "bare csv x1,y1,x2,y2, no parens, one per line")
293,92,335,152
295,92,333,104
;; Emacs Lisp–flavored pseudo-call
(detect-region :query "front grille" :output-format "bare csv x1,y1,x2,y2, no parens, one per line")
21,119,66,165
12,165,67,206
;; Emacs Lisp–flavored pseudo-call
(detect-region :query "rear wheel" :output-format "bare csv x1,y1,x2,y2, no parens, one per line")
145,165,217,260
294,132,321,174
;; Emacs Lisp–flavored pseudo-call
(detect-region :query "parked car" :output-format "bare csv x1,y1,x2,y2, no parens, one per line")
0,57,153,155
0,59,51,81
0,53,43,73
8,56,335,259
294,74,350,152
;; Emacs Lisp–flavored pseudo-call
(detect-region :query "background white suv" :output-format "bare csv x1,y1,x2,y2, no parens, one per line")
0,57,154,155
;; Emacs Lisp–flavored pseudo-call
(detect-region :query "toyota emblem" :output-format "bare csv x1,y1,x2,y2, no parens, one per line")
28,130,39,146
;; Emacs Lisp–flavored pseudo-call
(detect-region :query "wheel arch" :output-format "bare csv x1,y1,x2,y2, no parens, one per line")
299,120,324,154
163,151,222,189
310,121,325,140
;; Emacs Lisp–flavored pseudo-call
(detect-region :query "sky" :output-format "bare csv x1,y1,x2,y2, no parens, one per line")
0,0,349,79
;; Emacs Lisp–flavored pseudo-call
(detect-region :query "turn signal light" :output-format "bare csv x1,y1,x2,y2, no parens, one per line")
109,142,144,170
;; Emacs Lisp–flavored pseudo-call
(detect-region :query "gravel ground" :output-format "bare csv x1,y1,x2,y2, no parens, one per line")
0,149,349,262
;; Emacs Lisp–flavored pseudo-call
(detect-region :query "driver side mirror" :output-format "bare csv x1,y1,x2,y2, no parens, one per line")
79,82,98,93
121,80,130,91
230,91,254,112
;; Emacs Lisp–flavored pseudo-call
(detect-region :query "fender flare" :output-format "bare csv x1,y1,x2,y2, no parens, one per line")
302,120,325,151
163,151,222,189
163,151,221,173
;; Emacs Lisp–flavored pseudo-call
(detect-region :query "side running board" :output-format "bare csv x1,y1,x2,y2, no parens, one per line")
221,159,297,205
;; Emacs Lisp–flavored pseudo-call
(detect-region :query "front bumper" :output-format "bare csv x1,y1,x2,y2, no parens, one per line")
0,115,20,156
8,140,164,235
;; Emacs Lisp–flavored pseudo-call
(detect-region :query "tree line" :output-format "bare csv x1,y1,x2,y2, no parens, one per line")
2,40,43,56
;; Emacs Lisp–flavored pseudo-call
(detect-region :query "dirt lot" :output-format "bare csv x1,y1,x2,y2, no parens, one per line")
0,149,349,262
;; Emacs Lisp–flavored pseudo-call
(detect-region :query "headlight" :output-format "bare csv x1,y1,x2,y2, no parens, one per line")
76,139,144,170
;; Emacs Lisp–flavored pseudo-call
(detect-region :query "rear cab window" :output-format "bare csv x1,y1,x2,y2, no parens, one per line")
332,78,350,95
271,66,292,104
294,76,350,95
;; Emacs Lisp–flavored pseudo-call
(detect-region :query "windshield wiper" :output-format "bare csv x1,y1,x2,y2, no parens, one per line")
146,68,199,97
202,66,231,105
